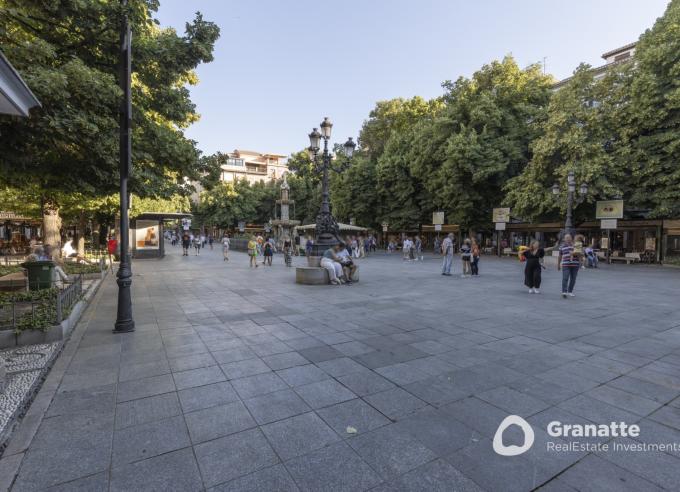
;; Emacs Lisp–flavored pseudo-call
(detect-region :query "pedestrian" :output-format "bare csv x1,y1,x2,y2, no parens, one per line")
193,234,201,255
414,235,423,261
263,239,273,266
522,240,544,293
305,236,314,257
200,233,206,248
358,236,366,258
181,233,190,256
441,233,454,276
222,233,230,261
247,236,259,268
460,238,472,277
402,236,413,261
283,238,293,267
320,243,344,285
208,235,214,250
107,235,117,271
558,233,580,298
433,236,440,255
471,238,480,275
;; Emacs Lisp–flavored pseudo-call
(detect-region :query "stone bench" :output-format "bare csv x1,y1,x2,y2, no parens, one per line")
295,256,360,285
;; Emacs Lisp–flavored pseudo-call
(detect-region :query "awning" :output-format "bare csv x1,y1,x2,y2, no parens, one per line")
295,223,368,232
133,212,192,221
0,50,41,117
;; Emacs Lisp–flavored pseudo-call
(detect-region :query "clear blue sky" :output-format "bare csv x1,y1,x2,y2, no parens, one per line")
155,0,669,157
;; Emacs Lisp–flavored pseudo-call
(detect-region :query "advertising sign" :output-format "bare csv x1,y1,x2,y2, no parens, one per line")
600,219,617,230
238,221,246,233
645,237,656,251
135,220,159,250
492,208,511,223
495,222,506,231
432,212,445,225
434,224,442,231
596,200,624,219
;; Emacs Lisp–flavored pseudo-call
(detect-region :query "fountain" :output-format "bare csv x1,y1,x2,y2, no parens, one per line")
271,173,300,247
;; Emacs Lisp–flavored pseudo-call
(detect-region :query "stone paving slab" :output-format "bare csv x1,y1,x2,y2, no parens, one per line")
2,246,680,490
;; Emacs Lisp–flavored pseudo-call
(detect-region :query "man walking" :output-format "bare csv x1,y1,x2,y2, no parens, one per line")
441,233,454,276
558,233,580,298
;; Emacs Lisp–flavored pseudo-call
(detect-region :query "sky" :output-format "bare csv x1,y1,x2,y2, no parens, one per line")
154,0,670,157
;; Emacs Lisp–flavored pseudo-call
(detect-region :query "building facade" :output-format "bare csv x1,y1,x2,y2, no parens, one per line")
553,42,636,89
220,150,289,184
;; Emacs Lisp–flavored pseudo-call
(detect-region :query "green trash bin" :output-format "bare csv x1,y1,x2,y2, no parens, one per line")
20,261,55,290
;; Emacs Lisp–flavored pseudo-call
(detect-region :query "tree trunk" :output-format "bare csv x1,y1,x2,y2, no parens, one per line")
41,196,62,258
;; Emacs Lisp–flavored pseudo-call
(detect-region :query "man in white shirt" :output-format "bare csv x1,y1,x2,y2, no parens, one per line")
441,233,454,276
402,237,413,261
336,243,357,283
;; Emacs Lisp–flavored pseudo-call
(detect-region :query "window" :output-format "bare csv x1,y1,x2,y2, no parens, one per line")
227,158,244,167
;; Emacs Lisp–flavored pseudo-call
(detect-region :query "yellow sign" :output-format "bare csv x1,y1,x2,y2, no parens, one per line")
432,212,445,225
492,208,510,223
596,200,624,219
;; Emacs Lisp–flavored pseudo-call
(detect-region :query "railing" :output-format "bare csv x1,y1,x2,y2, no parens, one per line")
0,274,83,331
56,274,83,324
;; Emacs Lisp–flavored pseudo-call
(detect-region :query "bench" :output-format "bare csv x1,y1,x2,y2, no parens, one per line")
610,253,641,265
295,256,360,285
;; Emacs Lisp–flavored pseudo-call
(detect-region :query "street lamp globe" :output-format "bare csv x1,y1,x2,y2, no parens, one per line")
308,128,321,151
552,183,560,196
580,183,589,196
320,117,333,139
343,137,356,158
307,146,316,161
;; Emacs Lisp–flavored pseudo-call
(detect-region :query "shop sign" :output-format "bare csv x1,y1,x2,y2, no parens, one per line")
596,200,624,219
492,208,510,223
432,212,445,225
600,219,617,230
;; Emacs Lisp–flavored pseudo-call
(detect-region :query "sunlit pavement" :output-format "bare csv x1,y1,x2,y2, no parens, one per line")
3,243,680,491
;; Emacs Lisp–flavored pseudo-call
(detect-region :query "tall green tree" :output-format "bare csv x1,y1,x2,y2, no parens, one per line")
421,57,553,229
620,0,680,217
0,0,219,244
504,64,629,221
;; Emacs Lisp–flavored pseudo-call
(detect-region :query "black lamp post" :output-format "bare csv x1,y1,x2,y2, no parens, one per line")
114,0,135,333
306,117,356,256
552,170,588,239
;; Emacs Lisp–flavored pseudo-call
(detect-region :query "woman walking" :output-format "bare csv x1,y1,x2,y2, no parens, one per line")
181,233,190,256
192,234,201,255
558,234,580,297
522,240,544,293
263,240,274,266
460,238,472,277
471,239,480,275
247,236,259,268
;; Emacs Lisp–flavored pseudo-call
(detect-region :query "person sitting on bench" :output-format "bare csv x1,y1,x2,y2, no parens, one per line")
320,244,345,285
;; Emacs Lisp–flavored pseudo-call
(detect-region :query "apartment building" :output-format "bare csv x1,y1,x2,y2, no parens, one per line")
220,150,289,184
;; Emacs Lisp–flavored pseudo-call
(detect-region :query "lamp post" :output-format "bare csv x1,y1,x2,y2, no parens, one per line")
114,0,135,333
552,170,588,239
306,117,356,256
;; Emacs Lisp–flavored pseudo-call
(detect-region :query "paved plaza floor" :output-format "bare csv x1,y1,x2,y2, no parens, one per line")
2,244,680,491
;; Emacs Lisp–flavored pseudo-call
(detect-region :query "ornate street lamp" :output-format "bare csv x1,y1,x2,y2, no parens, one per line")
306,117,355,256
551,170,588,238
114,0,135,333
